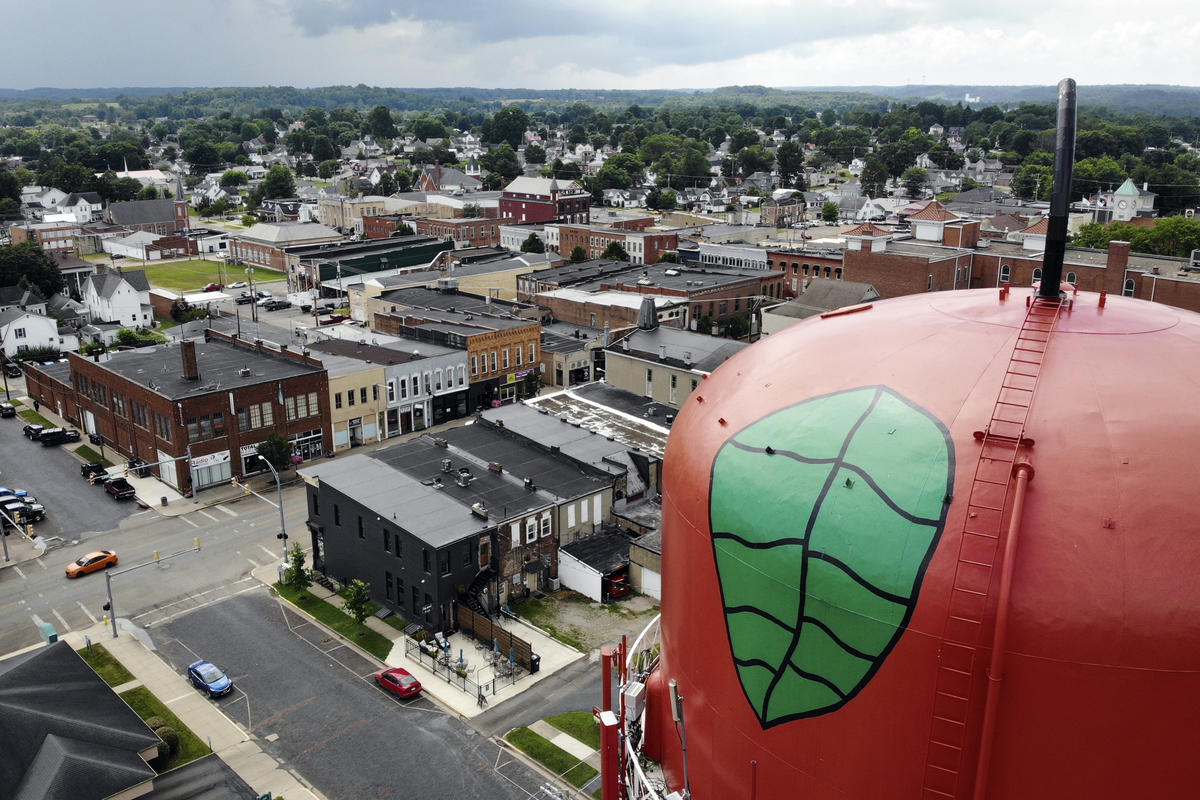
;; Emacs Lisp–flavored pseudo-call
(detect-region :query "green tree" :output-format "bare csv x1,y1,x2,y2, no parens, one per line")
656,251,680,263
776,141,805,188
483,107,529,148
601,241,629,261
646,187,677,211
283,543,312,592
730,128,759,152
520,232,545,253
1011,164,1052,200
391,222,415,237
860,155,890,198
341,579,373,625
259,165,295,200
736,145,774,176
901,167,928,198
317,160,340,179
596,152,645,189
821,201,840,223
480,143,521,181
0,243,63,297
135,185,159,200
256,432,293,472
366,105,397,138
524,143,546,164
220,170,248,188
376,172,397,195
927,139,965,170
1072,156,1125,201
570,245,587,262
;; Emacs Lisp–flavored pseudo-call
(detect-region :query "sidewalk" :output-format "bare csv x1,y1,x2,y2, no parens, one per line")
252,563,585,720
58,622,324,800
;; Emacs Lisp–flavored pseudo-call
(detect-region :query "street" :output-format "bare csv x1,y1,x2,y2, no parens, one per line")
154,591,553,800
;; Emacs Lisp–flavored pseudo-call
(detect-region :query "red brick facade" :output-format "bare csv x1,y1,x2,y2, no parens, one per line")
499,180,590,224
413,217,513,248
555,225,678,266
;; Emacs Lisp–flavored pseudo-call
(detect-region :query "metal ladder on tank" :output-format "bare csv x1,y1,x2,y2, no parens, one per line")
920,294,1065,799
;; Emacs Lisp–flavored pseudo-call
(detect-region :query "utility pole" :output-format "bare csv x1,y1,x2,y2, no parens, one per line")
233,458,288,560
105,541,201,638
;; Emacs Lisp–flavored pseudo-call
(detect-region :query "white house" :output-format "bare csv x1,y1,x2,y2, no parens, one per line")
55,192,104,223
83,268,152,328
0,309,65,356
103,230,165,261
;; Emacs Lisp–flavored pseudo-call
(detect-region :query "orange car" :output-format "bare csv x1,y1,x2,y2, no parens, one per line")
65,549,118,578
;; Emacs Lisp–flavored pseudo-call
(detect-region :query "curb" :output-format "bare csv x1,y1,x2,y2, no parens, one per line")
264,583,391,672
494,735,596,799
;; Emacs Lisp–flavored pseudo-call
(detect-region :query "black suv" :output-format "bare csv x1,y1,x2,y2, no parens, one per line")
22,424,44,440
39,428,81,446
0,402,15,418
3,364,20,378
263,299,291,311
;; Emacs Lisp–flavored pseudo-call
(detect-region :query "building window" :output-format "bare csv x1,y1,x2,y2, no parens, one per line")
515,347,522,366
1066,271,1077,285
423,548,431,574
385,571,394,600
503,349,510,369
824,266,832,278
645,368,653,397
928,274,934,291
383,530,391,553
471,355,478,376
691,378,698,392
335,394,343,409
311,494,319,515
387,382,396,403
13,328,25,339
333,504,341,525
439,551,450,576
528,343,536,362
1033,268,1042,282
1123,278,1135,297
347,390,355,407
670,374,678,404
540,513,551,538
286,396,296,420
399,379,408,399
372,385,379,401
490,351,498,372
360,387,367,404
526,517,538,543
719,302,727,315
435,369,442,391
1000,264,1011,283
458,365,465,386
411,375,419,397
357,516,364,539
423,372,432,394
397,578,406,608
835,267,843,280
262,403,273,426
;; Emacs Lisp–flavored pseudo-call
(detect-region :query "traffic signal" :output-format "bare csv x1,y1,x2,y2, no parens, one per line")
102,602,110,612
231,477,239,487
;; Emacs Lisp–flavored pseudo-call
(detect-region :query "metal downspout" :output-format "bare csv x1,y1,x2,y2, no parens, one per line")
972,459,1035,800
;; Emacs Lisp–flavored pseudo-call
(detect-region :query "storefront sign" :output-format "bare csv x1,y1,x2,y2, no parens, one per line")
190,450,231,469
239,443,262,457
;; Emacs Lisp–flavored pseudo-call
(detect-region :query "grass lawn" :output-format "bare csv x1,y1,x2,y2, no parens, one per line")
274,582,394,660
545,711,602,750
74,444,113,467
337,586,381,617
18,408,52,427
507,727,598,788
76,644,136,687
120,685,212,771
10,398,21,406
136,260,281,293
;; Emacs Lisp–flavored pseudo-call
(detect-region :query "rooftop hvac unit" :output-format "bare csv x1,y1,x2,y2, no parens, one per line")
441,458,452,473
488,461,503,473
471,502,488,519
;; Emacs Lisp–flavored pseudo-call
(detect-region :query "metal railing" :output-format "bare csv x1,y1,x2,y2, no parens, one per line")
404,637,529,699
621,614,666,800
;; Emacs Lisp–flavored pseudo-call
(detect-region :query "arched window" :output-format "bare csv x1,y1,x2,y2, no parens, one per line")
1032,268,1042,282
999,264,1011,283
1066,271,1077,285
1123,278,1135,297
835,268,843,280
824,266,831,278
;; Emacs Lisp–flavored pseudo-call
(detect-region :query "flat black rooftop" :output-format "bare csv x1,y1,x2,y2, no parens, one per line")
83,336,323,401
441,423,613,500
287,234,439,259
561,532,630,574
307,338,444,366
378,286,536,317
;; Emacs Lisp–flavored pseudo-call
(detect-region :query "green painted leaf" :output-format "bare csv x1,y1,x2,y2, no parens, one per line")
710,385,953,728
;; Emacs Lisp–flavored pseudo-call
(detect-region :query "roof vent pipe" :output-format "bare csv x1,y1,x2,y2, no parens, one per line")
1040,78,1077,298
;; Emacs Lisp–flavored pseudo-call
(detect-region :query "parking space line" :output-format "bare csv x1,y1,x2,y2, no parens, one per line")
258,545,278,561
132,509,155,517
216,504,239,517
246,558,260,568
196,510,218,522
13,567,25,579
179,515,200,528
77,601,98,623
51,608,70,631
34,558,47,570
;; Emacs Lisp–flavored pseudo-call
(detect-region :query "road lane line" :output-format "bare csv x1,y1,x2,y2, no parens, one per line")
51,608,70,631
77,601,98,623
133,509,155,517
216,504,239,517
179,515,200,528
246,558,260,568
13,567,25,579
196,510,218,522
258,545,278,560
34,558,47,570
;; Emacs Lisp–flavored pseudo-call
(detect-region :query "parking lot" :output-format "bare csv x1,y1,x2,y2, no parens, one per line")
0,407,133,540
156,591,551,800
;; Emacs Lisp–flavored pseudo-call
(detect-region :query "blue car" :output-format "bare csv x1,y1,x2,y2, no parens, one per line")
187,660,233,697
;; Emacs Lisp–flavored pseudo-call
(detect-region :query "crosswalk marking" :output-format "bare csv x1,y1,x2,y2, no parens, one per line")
258,544,279,560
196,510,218,522
77,601,98,623
216,504,239,517
179,515,199,528
52,608,70,632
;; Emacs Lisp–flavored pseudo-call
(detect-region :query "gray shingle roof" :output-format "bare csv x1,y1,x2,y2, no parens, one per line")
86,268,149,298
106,198,179,226
0,641,159,800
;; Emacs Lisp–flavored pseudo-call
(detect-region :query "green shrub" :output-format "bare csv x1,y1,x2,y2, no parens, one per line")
155,725,180,756
144,716,166,731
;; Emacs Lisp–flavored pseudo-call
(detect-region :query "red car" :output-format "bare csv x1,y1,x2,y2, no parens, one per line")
203,283,223,292
373,667,422,699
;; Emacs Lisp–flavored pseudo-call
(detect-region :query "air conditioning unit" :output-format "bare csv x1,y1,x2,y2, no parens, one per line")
471,502,488,519
548,577,560,591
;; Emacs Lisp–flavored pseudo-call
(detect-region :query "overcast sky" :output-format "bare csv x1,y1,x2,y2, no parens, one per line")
5,0,1197,90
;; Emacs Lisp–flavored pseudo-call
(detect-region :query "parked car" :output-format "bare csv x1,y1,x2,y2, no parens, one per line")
0,402,15,418
228,281,247,289
104,477,137,500
3,363,20,378
373,667,422,699
263,299,291,311
22,424,44,439
255,294,275,307
65,549,118,578
235,294,255,305
39,428,81,446
319,314,350,325
6,496,46,522
81,462,108,480
605,573,632,600
203,283,223,292
187,660,234,697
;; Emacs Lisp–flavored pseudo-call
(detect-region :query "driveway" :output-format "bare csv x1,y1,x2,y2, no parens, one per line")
0,411,132,540
155,591,551,800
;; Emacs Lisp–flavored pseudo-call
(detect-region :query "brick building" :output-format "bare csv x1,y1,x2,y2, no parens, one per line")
412,216,512,248
23,330,332,493
548,223,678,265
499,176,590,225
228,222,343,271
372,308,542,408
361,213,410,240
103,199,190,235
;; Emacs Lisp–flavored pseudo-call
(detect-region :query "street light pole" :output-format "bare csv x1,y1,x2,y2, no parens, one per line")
257,457,288,560
105,541,201,638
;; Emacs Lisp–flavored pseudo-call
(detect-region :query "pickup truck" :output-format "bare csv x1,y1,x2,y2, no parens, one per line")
81,462,108,481
104,477,137,500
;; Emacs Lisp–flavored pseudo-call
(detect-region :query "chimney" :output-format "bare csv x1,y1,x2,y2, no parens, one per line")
658,345,666,360
180,339,199,381
1106,240,1131,273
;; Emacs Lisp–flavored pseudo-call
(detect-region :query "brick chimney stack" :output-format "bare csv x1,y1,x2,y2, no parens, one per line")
180,339,200,381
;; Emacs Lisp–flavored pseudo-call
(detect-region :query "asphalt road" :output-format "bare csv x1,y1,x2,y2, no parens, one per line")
0,409,132,540
156,591,555,800
473,656,607,739
0,481,310,654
